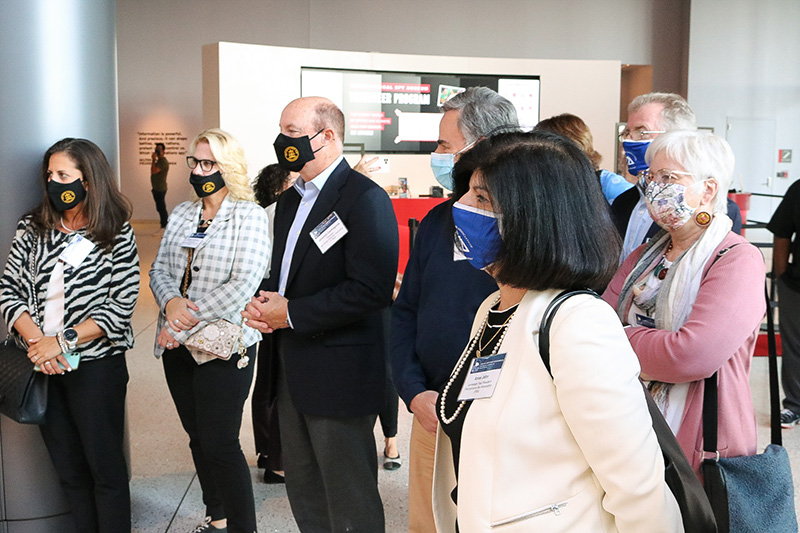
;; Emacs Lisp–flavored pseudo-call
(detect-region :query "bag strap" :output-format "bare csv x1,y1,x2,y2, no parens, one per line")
538,289,600,376
28,232,41,328
701,243,778,459
766,281,782,445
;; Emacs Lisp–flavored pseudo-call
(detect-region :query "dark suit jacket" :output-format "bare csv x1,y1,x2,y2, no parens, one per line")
610,187,743,241
267,159,399,417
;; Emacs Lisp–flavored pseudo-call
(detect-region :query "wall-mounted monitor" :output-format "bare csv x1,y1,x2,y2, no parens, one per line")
301,67,540,154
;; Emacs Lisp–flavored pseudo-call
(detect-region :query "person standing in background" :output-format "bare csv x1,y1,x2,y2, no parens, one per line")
767,179,800,427
151,142,170,229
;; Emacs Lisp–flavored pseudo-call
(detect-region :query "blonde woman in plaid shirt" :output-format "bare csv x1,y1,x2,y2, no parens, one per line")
150,129,270,533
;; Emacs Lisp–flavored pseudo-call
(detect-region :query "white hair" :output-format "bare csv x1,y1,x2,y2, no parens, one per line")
629,92,697,131
645,130,734,214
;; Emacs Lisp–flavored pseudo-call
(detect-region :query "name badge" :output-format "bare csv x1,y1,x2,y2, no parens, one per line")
181,232,207,249
59,234,95,268
458,352,506,401
635,313,656,328
310,212,348,254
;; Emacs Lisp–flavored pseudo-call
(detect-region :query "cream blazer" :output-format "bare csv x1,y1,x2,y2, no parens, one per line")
432,290,683,533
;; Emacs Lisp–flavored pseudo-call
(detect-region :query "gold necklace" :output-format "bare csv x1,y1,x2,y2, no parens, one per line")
476,311,516,357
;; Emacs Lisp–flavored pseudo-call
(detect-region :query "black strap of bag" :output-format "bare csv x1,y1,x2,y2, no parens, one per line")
701,245,798,533
539,289,717,533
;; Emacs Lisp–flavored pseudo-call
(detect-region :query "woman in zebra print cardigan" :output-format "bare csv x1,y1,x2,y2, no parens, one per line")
0,138,139,533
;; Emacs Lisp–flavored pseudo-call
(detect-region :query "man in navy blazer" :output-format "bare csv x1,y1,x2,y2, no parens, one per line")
244,97,398,532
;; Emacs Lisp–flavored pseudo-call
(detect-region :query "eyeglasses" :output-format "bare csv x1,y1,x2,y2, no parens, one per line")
619,128,666,142
186,156,217,172
642,168,695,185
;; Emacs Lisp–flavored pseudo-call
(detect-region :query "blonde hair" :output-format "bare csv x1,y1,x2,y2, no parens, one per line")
189,128,254,202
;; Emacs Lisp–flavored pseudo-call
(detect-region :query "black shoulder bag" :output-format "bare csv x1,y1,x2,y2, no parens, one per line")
539,289,717,533
0,233,48,424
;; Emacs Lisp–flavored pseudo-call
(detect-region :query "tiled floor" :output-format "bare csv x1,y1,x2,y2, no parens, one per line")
127,222,799,533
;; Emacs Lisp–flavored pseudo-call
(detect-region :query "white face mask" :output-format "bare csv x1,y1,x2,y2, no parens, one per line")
644,180,706,231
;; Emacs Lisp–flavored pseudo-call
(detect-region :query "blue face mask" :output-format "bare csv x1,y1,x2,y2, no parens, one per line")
430,152,455,190
622,139,653,175
452,201,502,270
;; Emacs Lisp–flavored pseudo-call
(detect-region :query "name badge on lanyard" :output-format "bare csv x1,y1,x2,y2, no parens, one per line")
181,232,207,249
458,352,507,401
59,234,95,268
635,313,656,329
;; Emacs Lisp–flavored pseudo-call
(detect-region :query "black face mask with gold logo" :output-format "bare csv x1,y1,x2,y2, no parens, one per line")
273,130,323,172
189,170,226,198
47,179,87,212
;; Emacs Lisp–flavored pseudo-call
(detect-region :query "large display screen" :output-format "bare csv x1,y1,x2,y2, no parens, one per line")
301,67,540,154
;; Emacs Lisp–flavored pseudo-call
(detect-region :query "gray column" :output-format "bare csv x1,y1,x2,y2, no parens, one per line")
0,1,118,531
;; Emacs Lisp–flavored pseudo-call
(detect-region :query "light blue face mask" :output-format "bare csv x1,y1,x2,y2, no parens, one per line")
452,201,502,270
622,139,653,175
430,152,455,191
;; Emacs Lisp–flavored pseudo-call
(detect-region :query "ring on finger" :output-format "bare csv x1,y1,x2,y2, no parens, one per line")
31,356,38,362
174,319,181,325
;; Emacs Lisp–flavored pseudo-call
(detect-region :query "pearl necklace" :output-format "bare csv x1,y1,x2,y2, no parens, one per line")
439,298,517,425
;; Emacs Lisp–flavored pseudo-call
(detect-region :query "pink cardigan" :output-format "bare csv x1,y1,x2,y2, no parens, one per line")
603,232,765,475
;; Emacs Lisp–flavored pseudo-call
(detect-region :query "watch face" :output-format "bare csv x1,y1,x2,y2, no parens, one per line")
64,328,78,342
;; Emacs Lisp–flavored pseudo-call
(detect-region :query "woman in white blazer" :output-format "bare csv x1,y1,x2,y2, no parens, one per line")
433,131,683,532
149,129,270,533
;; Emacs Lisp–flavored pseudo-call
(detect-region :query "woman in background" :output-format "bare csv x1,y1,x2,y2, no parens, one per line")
535,112,633,204
251,163,296,483
0,138,139,532
150,129,270,533
433,131,681,532
603,130,764,476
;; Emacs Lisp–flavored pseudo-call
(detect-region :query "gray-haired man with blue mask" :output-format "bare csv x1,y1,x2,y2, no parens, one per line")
392,86,517,533
612,92,742,262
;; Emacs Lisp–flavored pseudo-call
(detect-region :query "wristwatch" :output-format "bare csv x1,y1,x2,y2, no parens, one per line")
62,328,79,351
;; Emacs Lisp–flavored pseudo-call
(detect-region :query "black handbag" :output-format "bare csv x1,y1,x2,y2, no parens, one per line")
0,232,48,424
539,290,717,533
700,285,797,533
0,339,47,424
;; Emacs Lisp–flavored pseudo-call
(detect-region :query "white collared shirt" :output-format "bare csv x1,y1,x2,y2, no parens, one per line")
278,155,343,296
621,191,653,263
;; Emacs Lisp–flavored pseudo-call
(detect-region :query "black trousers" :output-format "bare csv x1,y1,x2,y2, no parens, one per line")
162,345,257,533
277,353,385,533
151,189,168,228
40,353,130,533
251,336,282,471
378,371,398,439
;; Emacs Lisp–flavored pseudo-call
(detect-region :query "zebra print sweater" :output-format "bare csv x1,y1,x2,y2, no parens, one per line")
0,216,140,360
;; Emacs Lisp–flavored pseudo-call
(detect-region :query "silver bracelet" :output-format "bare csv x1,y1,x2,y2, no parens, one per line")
55,332,67,354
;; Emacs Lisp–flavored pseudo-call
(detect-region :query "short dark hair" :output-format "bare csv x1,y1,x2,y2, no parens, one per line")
470,131,621,291
253,164,292,208
31,138,132,251
155,142,166,151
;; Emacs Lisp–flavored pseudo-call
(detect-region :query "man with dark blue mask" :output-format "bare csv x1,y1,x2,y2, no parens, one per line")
611,92,742,261
244,96,399,532
391,87,518,533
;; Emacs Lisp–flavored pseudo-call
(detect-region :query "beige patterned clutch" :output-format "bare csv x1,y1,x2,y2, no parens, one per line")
185,319,243,361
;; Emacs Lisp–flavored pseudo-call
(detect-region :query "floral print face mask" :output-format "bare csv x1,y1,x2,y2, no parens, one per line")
644,180,705,231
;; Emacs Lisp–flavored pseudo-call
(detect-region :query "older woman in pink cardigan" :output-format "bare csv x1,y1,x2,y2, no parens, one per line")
603,130,765,477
